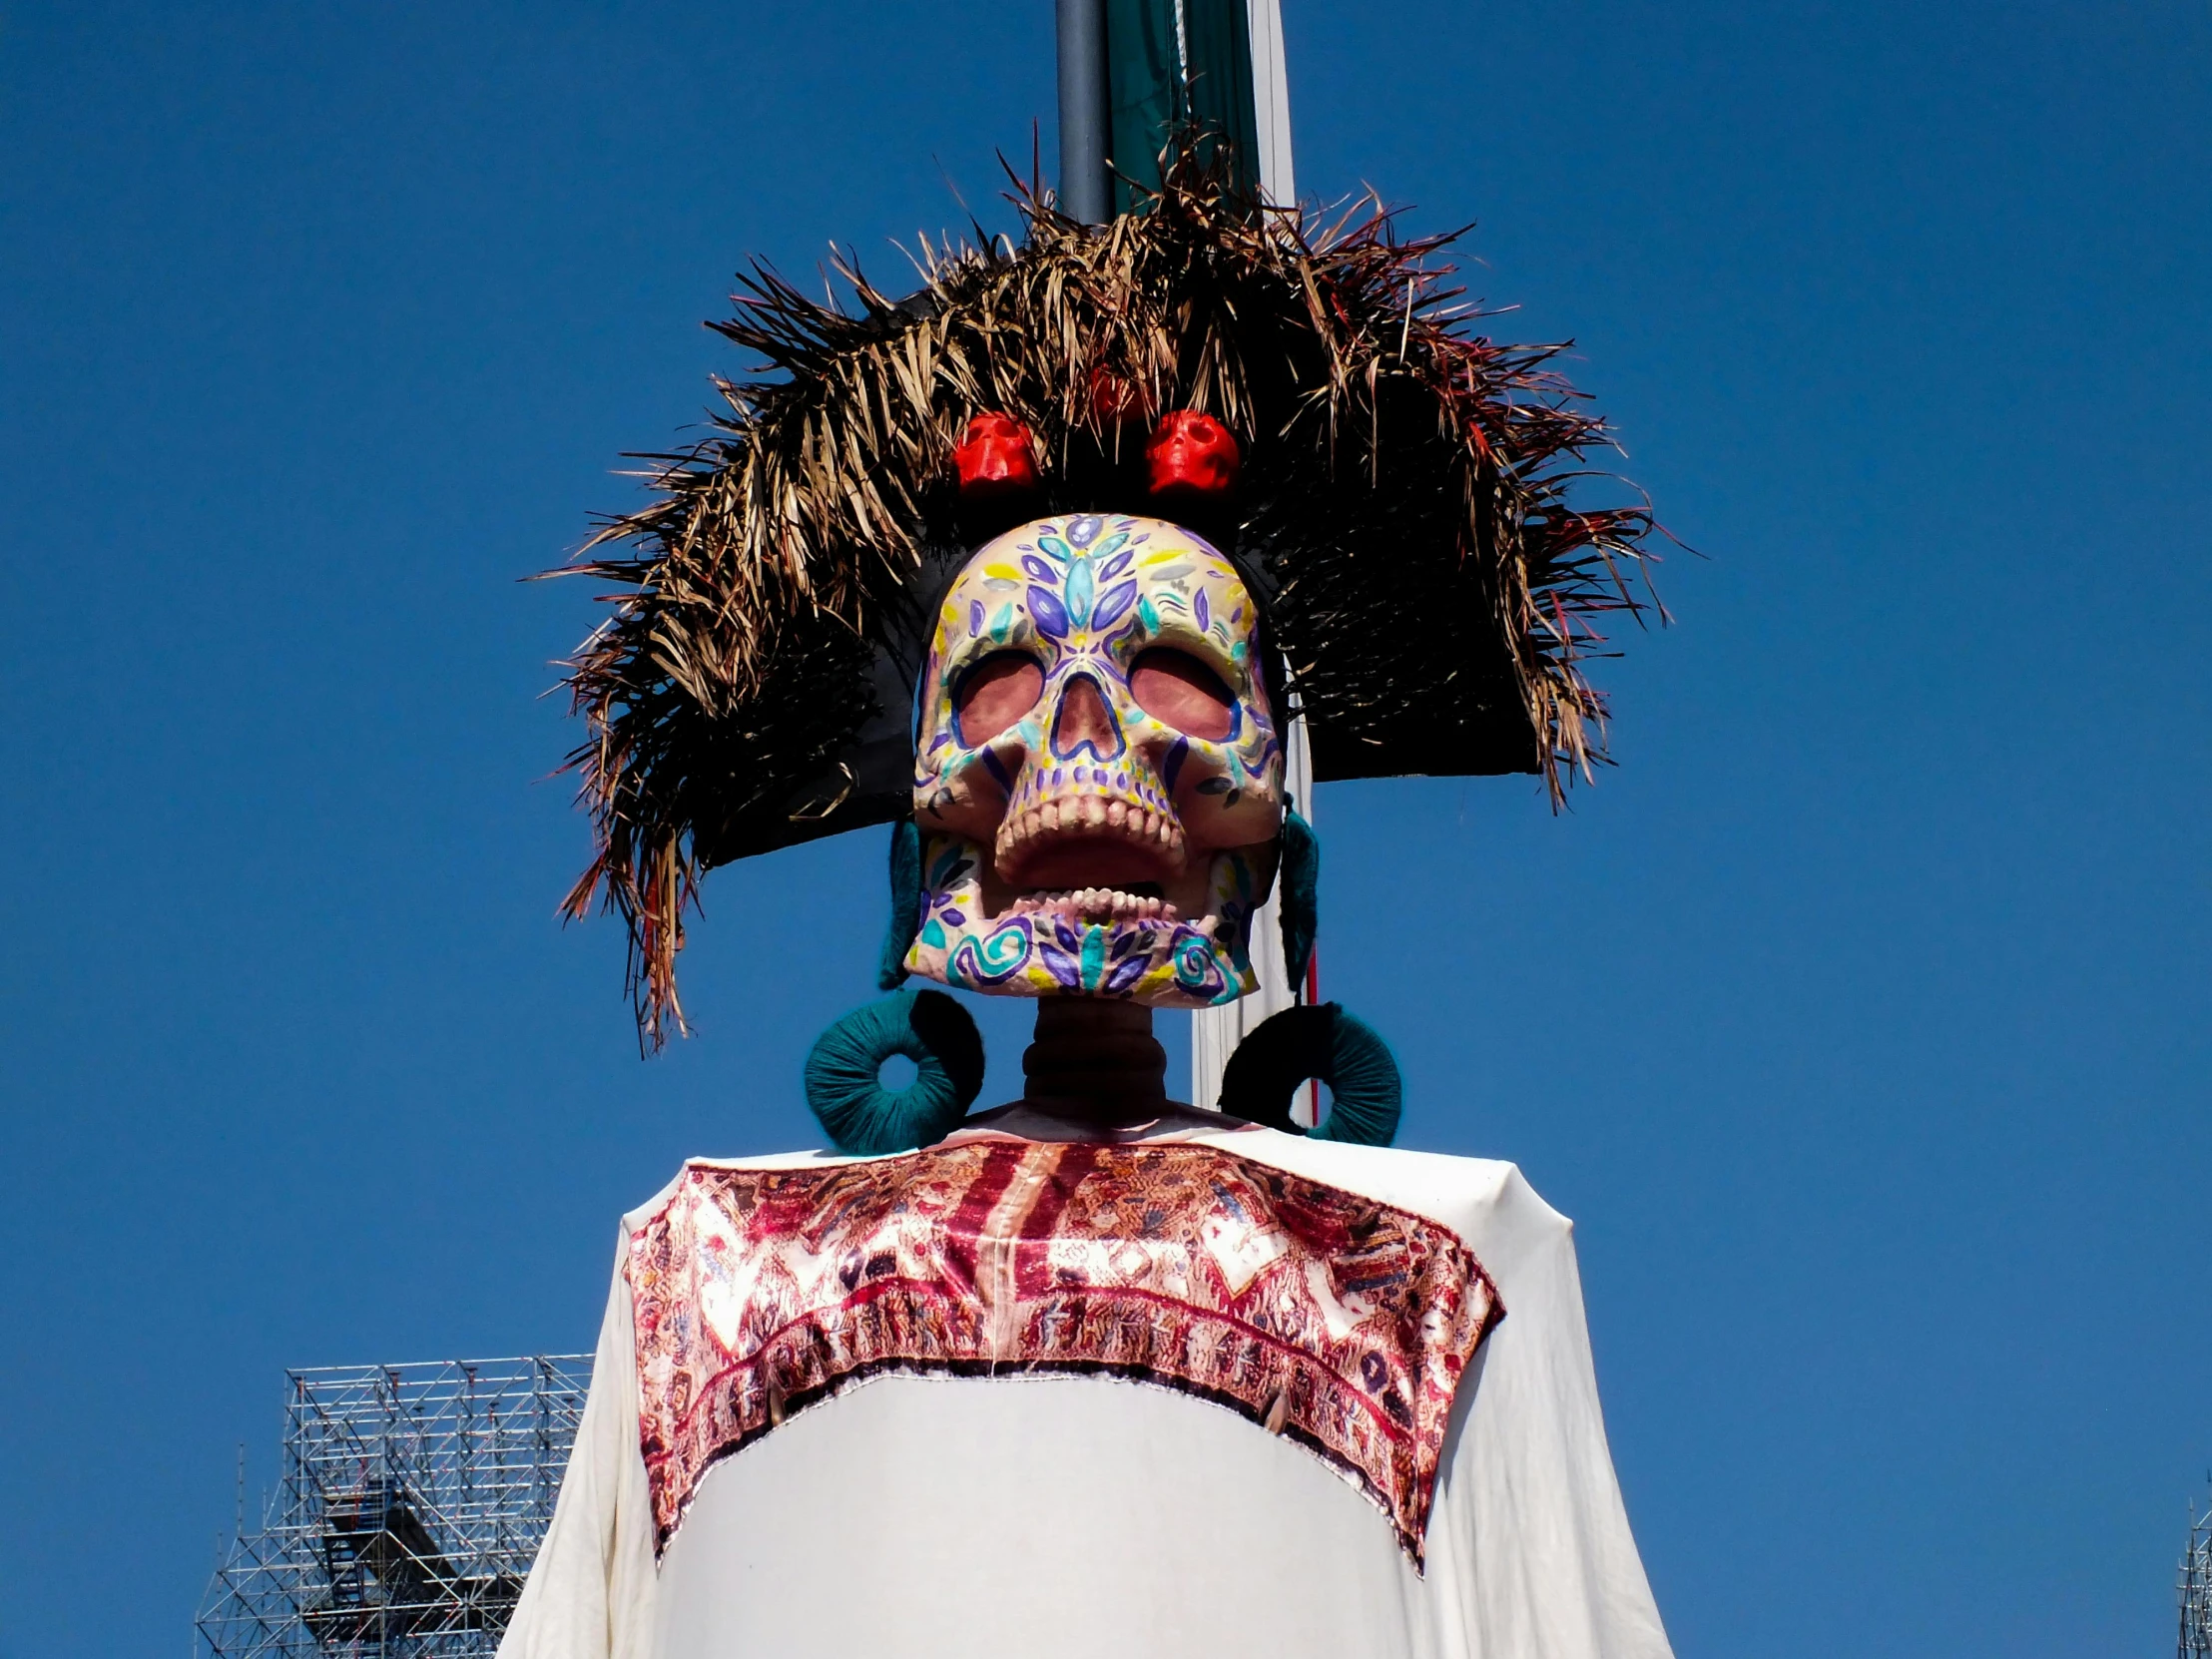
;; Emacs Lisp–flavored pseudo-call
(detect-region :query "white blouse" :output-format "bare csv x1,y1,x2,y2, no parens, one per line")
497,1121,1673,1659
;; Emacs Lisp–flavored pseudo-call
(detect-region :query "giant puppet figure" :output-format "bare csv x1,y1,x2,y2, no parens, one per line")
499,152,1674,1658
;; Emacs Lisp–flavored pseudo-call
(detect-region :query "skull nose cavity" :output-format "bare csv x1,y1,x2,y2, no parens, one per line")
1050,673,1125,761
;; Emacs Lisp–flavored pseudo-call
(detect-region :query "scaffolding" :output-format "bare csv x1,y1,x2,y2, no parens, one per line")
2184,1493,2212,1659
198,1357,593,1659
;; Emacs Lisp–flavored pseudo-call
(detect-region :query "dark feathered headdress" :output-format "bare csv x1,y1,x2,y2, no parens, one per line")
555,150,1662,1046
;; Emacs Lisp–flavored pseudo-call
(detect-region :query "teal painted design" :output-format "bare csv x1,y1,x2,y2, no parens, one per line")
949,919,1033,987
1171,929,1227,997
1066,556,1096,628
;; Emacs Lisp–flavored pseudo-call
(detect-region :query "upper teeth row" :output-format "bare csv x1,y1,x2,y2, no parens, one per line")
997,794,1186,872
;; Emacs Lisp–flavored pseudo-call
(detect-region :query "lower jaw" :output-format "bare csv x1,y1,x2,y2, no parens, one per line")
915,907,1247,1006
907,831,1261,1006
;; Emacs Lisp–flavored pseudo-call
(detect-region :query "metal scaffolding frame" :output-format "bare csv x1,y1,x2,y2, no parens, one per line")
2183,1493,2212,1659
198,1357,593,1659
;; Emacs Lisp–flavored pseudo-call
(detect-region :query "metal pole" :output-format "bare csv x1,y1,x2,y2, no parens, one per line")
1056,0,1111,222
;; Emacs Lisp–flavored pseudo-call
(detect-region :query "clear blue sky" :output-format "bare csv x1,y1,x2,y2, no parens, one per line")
2,2,2206,1654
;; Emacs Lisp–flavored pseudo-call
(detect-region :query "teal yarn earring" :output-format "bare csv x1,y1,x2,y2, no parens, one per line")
1218,808,1402,1145
804,989,984,1155
1216,1003,1403,1146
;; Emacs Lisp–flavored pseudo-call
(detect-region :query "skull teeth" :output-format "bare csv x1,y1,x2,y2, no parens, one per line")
1007,888,1179,924
994,786,1188,882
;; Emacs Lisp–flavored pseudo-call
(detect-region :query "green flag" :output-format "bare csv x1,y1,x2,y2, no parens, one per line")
1105,0,1258,210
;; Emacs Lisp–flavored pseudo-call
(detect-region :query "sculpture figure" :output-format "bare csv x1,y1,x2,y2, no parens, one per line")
501,159,1673,1659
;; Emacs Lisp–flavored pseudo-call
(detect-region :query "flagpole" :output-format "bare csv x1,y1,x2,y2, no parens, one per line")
1056,0,1111,223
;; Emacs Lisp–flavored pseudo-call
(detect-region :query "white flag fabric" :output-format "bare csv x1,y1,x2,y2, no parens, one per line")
1247,0,1298,208
1189,716,1313,1110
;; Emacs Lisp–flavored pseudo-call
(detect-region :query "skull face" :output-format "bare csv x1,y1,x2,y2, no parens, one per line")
906,514,1283,1004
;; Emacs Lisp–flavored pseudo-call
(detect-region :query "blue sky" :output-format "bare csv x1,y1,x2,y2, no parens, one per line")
1,2,2206,1654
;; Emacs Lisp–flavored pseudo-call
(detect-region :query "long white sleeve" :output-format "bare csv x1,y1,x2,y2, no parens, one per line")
1140,1132,1673,1658
1424,1165,1672,1658
498,1240,659,1659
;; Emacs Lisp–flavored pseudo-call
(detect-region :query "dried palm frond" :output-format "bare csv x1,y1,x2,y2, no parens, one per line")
555,143,1664,1047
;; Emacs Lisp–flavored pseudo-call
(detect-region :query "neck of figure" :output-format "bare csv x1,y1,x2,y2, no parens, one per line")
1020,998,1168,1121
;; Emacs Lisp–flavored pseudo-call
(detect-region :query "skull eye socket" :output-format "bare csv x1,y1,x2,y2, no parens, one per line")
952,651,1044,745
1131,647,1235,741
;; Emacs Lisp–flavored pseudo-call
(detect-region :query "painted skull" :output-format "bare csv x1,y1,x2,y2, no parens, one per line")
905,514,1284,1003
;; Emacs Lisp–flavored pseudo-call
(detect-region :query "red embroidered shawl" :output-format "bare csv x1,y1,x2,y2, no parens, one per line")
624,1138,1500,1566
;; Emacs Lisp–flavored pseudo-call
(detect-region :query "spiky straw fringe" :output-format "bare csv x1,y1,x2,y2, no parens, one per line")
554,144,1662,1048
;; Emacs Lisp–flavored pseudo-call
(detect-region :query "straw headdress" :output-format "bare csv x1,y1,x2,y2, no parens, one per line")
555,149,1662,1045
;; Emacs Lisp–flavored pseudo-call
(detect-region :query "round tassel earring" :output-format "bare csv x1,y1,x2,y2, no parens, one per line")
1217,1003,1403,1146
804,989,985,1155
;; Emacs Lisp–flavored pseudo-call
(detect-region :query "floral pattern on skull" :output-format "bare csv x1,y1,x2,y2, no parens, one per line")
906,514,1284,1004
